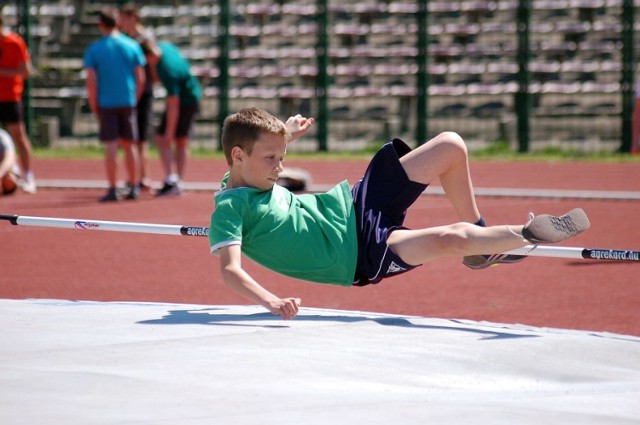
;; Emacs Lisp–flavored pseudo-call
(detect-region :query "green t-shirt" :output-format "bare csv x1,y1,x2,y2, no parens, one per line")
156,42,201,105
209,177,357,286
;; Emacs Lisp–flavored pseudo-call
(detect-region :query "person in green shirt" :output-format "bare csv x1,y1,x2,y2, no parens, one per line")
209,108,590,320
141,40,201,196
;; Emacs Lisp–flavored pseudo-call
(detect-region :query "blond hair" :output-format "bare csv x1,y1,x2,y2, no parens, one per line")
221,108,288,165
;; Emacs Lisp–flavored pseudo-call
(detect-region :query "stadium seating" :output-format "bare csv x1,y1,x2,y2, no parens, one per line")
4,0,637,150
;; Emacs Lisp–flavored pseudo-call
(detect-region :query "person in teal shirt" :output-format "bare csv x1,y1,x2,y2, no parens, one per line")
209,108,590,320
141,41,201,196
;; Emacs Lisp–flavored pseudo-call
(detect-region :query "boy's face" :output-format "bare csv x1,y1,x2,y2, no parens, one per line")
233,132,287,191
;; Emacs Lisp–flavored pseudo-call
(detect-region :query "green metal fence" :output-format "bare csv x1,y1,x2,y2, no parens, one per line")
6,0,638,152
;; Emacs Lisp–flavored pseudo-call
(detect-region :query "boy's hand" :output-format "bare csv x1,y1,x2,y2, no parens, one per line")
268,297,302,320
286,114,315,141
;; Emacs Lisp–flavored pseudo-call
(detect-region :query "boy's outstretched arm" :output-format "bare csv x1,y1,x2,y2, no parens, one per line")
218,245,301,320
285,114,315,142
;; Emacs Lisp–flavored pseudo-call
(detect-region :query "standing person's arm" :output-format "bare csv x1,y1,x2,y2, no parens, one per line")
0,64,18,76
161,95,180,143
0,34,31,77
134,65,145,102
85,68,99,115
0,58,31,77
218,245,301,320
20,54,32,78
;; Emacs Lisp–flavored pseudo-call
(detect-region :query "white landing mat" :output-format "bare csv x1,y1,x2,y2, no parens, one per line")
1,299,639,425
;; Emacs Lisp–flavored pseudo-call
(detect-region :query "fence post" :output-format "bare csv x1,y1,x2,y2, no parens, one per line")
515,0,531,153
217,0,230,150
620,0,635,153
315,0,329,151
415,0,429,145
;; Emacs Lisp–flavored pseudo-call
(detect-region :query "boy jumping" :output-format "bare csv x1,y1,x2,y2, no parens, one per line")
209,108,590,320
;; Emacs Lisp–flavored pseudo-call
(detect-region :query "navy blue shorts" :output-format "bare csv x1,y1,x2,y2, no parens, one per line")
98,107,138,142
157,103,199,138
351,138,428,286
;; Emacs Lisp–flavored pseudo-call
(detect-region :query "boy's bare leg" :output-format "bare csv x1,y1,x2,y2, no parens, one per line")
388,208,590,266
104,141,119,188
156,135,173,182
399,131,528,269
5,122,32,174
175,136,189,180
120,139,139,186
392,134,591,267
137,142,149,186
388,222,525,265
399,131,480,223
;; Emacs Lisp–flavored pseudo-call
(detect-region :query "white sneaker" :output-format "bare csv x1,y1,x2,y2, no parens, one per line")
21,172,37,194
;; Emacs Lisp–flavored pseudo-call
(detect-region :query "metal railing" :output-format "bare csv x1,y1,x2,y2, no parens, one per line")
8,0,638,152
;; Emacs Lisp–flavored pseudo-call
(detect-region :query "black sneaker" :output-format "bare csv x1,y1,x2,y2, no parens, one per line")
522,208,590,244
99,187,119,202
155,181,181,197
122,183,140,200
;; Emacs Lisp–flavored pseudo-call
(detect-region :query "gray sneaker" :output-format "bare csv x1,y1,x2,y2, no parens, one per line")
522,208,590,244
463,253,526,270
462,208,590,270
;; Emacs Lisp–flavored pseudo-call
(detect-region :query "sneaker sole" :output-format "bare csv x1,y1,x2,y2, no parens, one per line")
522,208,590,244
463,254,526,270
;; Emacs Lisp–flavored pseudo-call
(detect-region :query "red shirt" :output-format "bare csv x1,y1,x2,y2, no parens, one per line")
0,32,30,102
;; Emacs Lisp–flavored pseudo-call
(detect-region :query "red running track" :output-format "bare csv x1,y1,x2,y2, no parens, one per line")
1,157,639,336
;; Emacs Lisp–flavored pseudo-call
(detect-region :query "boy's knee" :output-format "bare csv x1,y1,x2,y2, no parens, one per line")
441,222,476,255
438,131,467,154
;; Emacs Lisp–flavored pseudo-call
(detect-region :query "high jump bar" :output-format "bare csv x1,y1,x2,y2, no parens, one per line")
1,213,638,262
